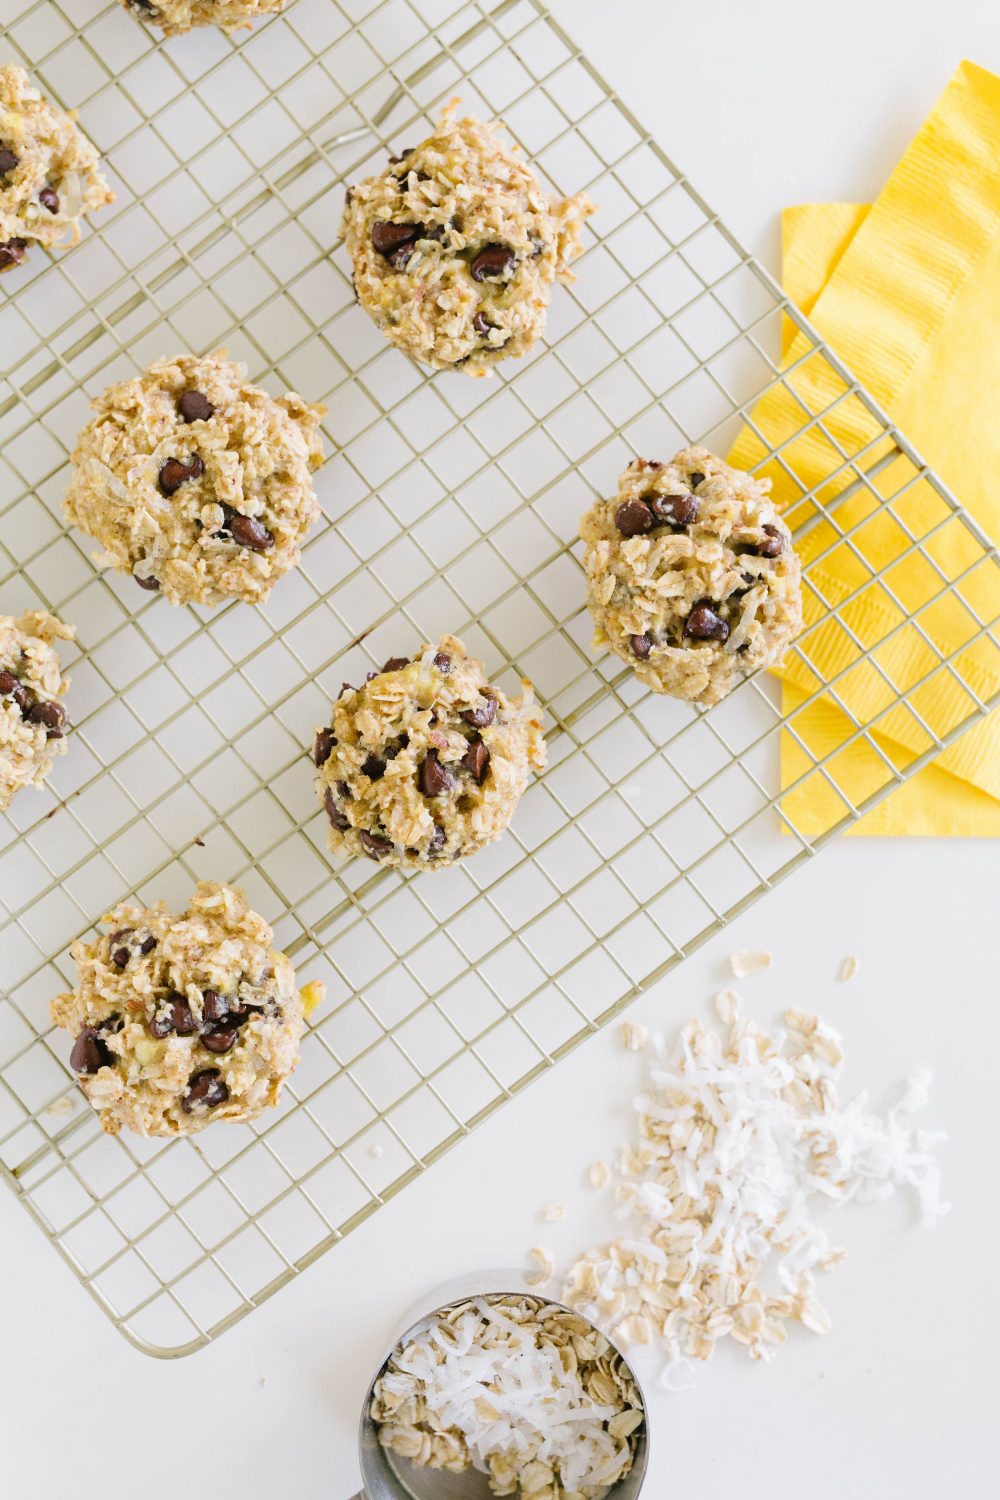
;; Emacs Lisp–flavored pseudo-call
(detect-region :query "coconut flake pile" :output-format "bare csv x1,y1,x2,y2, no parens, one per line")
370,1294,643,1499
562,1004,947,1389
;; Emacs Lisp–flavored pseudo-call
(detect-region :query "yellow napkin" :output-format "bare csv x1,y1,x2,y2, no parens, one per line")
729,60,1000,836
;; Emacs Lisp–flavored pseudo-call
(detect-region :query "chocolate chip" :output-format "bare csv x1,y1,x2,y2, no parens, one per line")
314,728,335,767
630,633,652,659
433,652,452,673
202,1024,238,1055
386,241,417,270
134,573,160,591
371,220,422,257
471,244,515,282
428,824,446,856
419,749,455,797
649,492,698,527
170,997,198,1036
158,455,204,496
109,927,133,950
388,146,415,165
361,754,386,780
614,498,655,537
201,989,229,1023
25,700,66,738
462,738,490,783
38,186,59,214
324,787,350,831
473,311,493,336
227,512,274,551
70,1027,110,1074
11,682,29,712
149,1011,174,1039
0,149,17,175
685,601,730,642
359,829,393,859
112,945,131,969
337,781,352,800
381,656,410,672
689,471,705,488
463,693,497,729
139,935,157,955
182,1069,228,1113
757,524,786,558
0,239,28,270
0,669,21,697
178,390,214,423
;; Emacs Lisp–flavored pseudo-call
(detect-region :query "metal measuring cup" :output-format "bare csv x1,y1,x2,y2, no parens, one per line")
349,1275,650,1499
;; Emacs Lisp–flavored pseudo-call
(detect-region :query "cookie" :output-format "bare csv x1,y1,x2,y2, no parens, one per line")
314,636,546,870
0,610,73,812
64,352,326,608
341,107,595,374
580,448,803,707
121,0,288,35
51,882,305,1137
0,64,114,273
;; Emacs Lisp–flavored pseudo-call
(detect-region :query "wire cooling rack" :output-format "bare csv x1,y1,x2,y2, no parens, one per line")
1,0,998,1358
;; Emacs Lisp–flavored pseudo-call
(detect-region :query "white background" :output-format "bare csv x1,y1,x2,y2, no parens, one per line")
3,1,999,1496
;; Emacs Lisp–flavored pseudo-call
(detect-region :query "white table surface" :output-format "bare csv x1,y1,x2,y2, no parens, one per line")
4,2,999,1495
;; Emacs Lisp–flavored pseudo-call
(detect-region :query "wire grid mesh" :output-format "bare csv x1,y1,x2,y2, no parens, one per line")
1,0,998,1357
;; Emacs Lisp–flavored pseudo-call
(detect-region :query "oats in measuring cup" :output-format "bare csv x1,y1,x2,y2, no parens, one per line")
371,1294,644,1499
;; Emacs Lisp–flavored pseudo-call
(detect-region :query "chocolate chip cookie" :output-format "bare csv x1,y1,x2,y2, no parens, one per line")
341,107,596,374
0,64,113,274
580,448,803,707
64,352,326,608
120,0,288,35
314,636,546,869
0,610,73,812
51,881,305,1137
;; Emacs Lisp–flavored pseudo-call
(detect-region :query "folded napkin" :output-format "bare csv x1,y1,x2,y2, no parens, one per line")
729,60,1000,836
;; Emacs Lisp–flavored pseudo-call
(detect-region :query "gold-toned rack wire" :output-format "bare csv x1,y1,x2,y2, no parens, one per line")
1,0,998,1356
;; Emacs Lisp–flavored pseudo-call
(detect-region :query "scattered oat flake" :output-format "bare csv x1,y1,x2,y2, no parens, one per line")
714,988,740,1025
44,1095,75,1117
526,1245,555,1286
589,1160,611,1190
562,1008,947,1385
543,1203,567,1221
729,949,772,978
620,1020,648,1052
838,955,860,982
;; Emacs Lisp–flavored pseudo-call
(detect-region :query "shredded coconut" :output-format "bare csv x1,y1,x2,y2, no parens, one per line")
527,1246,555,1287
371,1294,643,1499
563,1008,947,1385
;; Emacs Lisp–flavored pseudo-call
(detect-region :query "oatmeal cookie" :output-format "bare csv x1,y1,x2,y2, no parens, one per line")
314,635,546,870
581,448,803,707
64,352,326,608
341,107,596,374
0,64,114,274
0,610,73,812
121,0,288,34
50,881,305,1137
